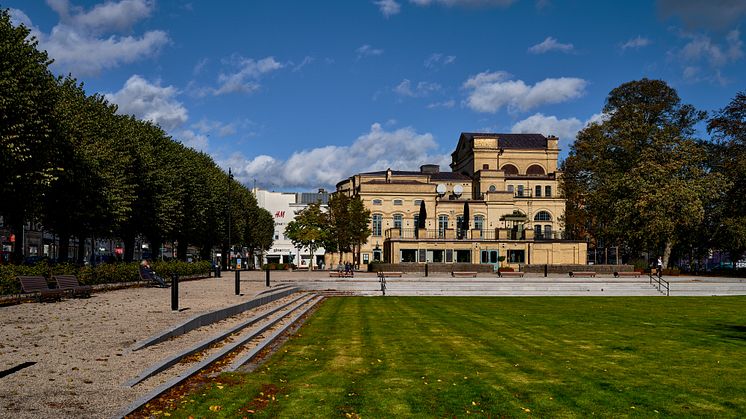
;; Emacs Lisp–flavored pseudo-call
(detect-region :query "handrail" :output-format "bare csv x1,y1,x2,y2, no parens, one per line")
378,272,387,296
649,270,669,296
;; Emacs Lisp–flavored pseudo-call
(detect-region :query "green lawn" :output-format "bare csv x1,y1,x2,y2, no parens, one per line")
167,297,746,418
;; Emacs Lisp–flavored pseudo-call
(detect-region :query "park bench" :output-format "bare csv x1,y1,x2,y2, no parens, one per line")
329,271,354,278
380,271,403,277
614,271,641,278
54,275,93,298
497,271,525,278
452,271,478,278
18,276,63,302
568,271,596,278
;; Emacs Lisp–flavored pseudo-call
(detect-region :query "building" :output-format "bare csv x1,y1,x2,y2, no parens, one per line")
335,132,587,269
254,188,329,268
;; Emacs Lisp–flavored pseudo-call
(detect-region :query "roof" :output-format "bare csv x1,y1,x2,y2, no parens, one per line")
459,132,549,149
357,170,470,181
430,172,470,181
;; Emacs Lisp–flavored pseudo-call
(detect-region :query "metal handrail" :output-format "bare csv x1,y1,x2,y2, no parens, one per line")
649,270,670,296
378,272,386,296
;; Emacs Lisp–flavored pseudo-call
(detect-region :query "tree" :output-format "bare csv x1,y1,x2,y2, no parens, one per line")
285,202,327,270
561,79,723,267
245,207,274,268
326,193,352,264
0,9,59,262
707,91,746,262
348,196,371,267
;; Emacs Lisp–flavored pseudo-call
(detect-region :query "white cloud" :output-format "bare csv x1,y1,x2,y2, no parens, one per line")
424,53,456,68
177,129,209,151
224,123,450,189
427,99,456,109
213,56,284,96
11,0,168,75
511,112,608,143
411,0,516,7
677,30,743,67
104,75,188,131
463,71,588,113
356,44,384,59
528,36,574,54
394,79,442,97
621,36,651,50
292,56,314,72
375,0,401,17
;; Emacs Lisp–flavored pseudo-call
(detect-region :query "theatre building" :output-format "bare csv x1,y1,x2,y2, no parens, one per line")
335,133,587,269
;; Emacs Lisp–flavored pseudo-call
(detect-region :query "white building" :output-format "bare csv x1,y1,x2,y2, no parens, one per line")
254,188,329,269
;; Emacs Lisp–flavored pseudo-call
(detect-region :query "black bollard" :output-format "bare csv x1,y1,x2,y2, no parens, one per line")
171,273,179,311
544,264,548,277
265,269,270,287
425,262,428,277
235,269,240,295
217,264,221,278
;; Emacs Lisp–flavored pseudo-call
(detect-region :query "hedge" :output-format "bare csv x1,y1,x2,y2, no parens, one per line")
0,260,211,296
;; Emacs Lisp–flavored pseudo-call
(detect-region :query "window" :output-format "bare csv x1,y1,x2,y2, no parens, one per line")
456,215,464,230
372,199,382,205
501,164,519,175
474,215,484,232
535,185,542,197
508,250,525,263
393,214,403,232
534,225,542,238
544,225,552,239
393,199,403,206
545,186,552,197
517,185,524,197
438,215,449,238
507,185,514,193
483,164,489,170
489,185,497,192
534,211,552,221
372,214,382,236
414,199,423,206
526,165,546,175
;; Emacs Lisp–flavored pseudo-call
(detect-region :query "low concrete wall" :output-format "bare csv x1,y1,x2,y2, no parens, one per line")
369,263,495,273
523,264,634,274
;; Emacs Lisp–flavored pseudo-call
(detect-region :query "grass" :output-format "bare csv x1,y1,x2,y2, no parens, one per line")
166,296,746,418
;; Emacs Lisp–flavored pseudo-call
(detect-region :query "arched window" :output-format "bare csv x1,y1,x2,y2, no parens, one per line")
526,165,546,175
534,211,552,221
501,164,519,175
474,215,484,232
438,215,449,238
372,199,382,205
393,214,403,232
393,199,403,206
372,214,383,236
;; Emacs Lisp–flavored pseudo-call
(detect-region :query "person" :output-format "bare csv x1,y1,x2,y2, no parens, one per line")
140,259,168,288
656,256,663,278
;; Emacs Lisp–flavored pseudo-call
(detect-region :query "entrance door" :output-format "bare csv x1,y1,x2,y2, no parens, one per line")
480,250,500,271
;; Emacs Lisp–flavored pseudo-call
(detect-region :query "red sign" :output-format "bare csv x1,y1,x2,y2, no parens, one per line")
115,247,124,255
9,234,15,243
275,211,285,218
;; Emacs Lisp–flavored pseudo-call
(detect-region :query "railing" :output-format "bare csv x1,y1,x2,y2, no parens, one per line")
386,228,495,240
649,270,670,296
533,230,569,240
378,272,386,296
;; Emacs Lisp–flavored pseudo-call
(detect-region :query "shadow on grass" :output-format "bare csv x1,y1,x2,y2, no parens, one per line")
711,324,746,342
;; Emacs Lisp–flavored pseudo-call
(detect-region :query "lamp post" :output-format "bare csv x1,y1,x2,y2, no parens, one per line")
228,167,233,270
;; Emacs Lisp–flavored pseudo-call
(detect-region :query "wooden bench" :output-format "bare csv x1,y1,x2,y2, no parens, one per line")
54,275,93,298
452,271,478,277
568,271,596,277
329,271,354,278
614,271,641,278
497,271,525,278
18,276,63,302
380,271,403,277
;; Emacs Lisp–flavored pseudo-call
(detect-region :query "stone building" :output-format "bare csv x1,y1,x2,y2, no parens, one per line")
334,132,587,269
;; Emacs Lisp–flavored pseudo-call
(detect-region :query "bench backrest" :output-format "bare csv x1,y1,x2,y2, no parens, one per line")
18,276,52,293
54,275,81,290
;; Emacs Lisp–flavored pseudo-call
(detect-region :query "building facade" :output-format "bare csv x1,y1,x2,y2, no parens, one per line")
254,188,329,268
335,133,587,269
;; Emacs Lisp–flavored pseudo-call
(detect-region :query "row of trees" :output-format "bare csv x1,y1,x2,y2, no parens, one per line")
0,9,274,266
561,78,746,268
285,194,371,269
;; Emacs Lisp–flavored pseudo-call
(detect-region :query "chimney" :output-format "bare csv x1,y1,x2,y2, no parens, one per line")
420,164,440,174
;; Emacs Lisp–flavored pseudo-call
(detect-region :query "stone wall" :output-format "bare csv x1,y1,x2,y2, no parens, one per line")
522,264,634,274
369,263,495,273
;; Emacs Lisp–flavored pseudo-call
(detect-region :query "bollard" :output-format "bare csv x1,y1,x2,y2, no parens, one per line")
544,264,548,278
265,269,270,287
235,269,240,295
217,265,221,278
425,262,428,277
171,273,179,311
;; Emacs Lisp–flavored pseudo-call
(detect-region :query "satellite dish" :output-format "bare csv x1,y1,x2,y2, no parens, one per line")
436,184,447,195
453,185,463,196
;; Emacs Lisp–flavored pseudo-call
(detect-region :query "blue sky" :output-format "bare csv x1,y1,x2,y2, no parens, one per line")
6,0,746,191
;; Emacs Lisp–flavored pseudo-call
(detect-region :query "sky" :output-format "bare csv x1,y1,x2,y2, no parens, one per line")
5,0,746,191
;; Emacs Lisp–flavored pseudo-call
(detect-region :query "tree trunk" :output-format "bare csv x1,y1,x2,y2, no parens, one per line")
76,233,86,265
178,240,188,261
200,242,212,262
122,233,135,262
58,232,71,263
663,240,673,269
221,242,229,270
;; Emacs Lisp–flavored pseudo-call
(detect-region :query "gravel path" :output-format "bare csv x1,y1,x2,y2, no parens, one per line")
0,273,286,419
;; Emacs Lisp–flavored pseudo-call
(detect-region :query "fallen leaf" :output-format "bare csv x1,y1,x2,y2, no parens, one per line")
209,405,222,412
